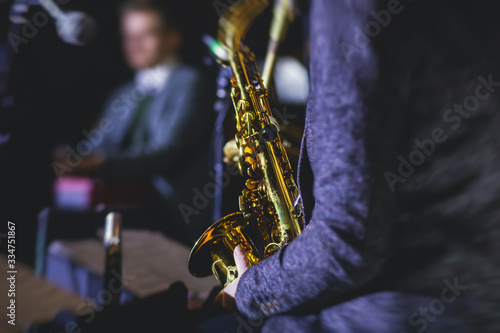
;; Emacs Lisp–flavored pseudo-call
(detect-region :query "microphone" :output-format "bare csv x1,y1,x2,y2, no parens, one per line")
39,0,98,46
9,0,98,46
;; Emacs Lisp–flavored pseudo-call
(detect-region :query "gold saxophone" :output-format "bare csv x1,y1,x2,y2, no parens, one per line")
188,0,302,287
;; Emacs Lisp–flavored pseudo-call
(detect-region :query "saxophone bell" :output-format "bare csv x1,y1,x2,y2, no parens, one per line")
188,213,260,287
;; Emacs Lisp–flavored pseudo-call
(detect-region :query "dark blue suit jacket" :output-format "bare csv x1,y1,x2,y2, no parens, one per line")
92,63,215,234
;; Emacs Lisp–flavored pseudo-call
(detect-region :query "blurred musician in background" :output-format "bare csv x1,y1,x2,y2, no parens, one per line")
52,0,214,243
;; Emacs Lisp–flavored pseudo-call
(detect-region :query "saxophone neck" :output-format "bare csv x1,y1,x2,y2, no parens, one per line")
218,0,270,98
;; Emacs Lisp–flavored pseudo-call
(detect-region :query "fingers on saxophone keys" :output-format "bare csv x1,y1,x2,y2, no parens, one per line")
234,245,250,272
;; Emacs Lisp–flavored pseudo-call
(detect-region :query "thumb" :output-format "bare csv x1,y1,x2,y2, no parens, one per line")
234,246,250,273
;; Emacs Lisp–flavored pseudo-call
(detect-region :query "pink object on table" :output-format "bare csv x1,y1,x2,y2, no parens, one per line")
53,177,94,210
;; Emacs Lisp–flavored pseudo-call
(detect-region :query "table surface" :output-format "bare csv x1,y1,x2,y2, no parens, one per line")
0,254,83,333
47,229,218,299
0,229,219,333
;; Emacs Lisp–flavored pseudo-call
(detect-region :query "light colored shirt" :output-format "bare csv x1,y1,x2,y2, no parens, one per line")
134,56,179,93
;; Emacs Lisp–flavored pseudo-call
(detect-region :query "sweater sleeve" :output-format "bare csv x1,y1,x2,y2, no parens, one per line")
235,0,387,320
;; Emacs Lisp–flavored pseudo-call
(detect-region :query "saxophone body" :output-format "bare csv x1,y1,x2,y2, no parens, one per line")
188,0,303,287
